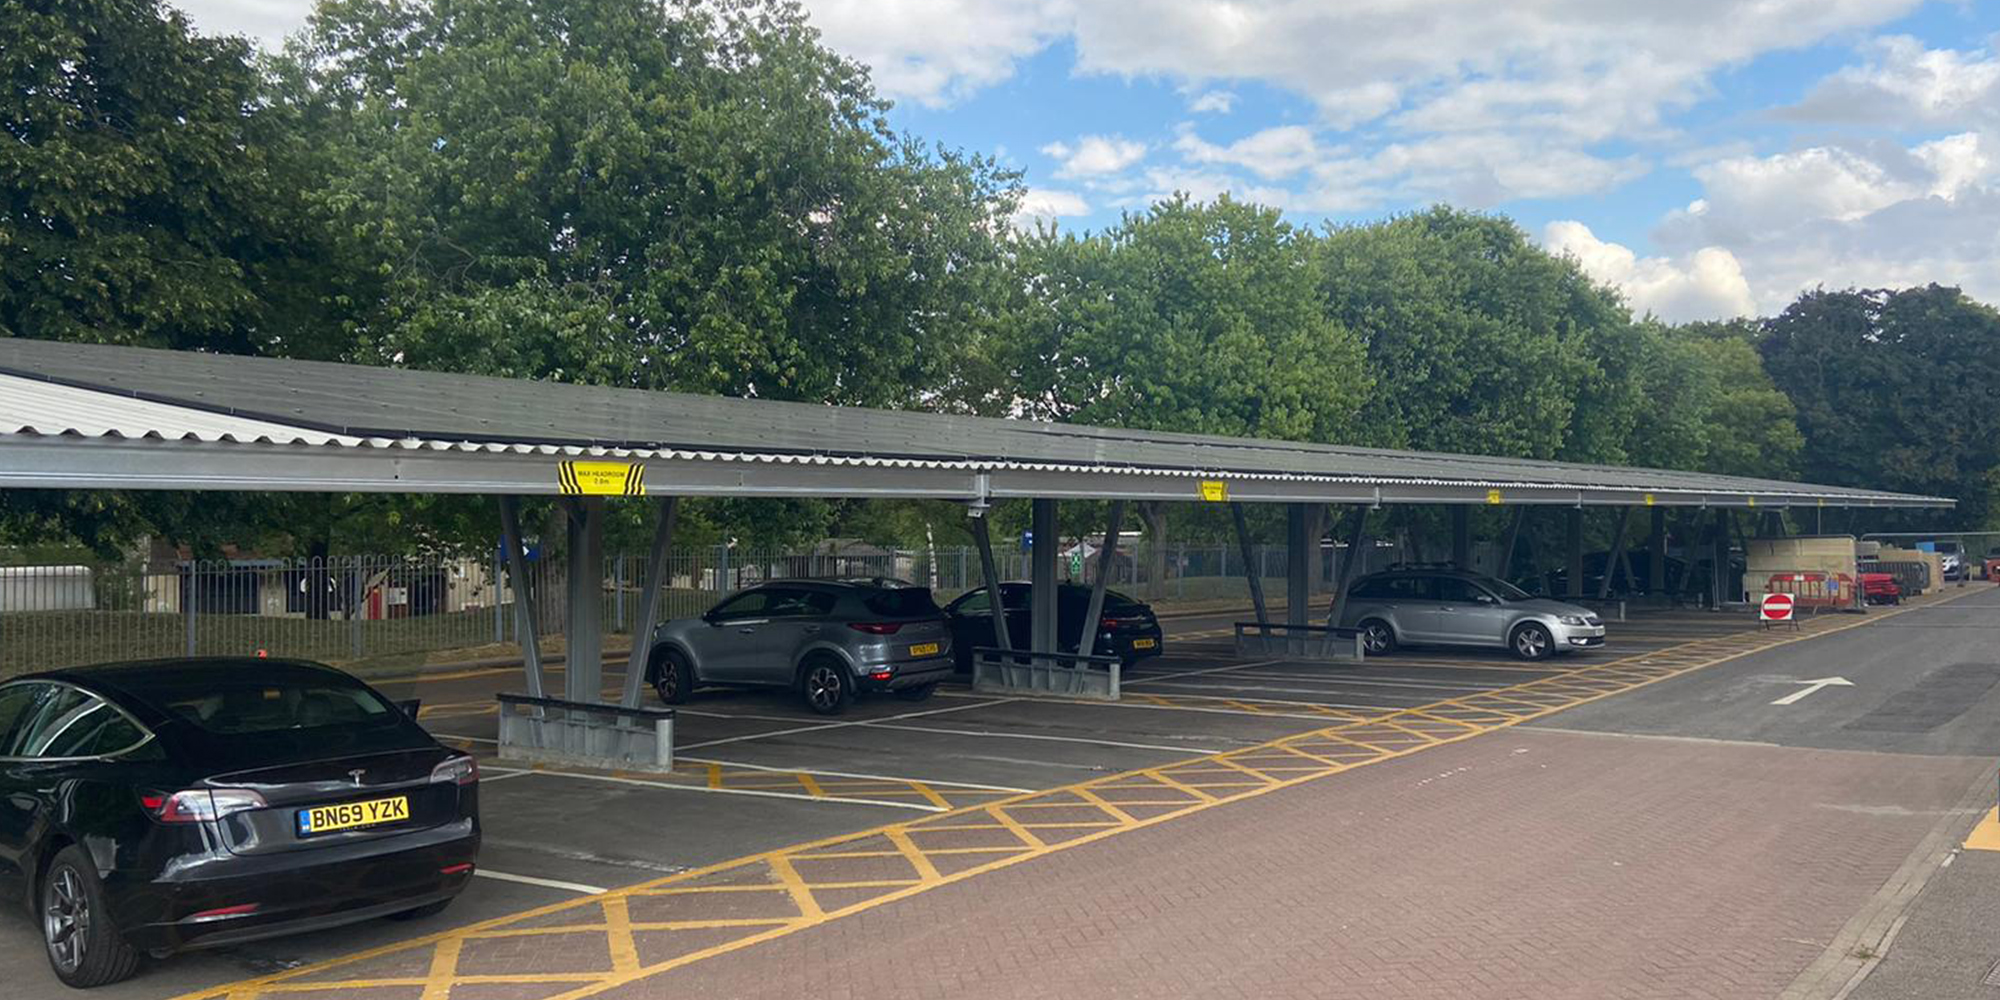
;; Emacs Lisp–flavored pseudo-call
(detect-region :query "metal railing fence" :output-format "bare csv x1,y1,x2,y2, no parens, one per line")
0,541,1427,676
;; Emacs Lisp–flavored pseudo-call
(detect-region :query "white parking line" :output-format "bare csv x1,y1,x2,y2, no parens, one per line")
681,756,1033,794
474,868,608,895
675,698,1018,751
495,766,948,812
858,722,1229,755
1121,658,1288,685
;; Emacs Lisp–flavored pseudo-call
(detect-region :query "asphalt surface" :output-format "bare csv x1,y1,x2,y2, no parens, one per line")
2,594,1995,998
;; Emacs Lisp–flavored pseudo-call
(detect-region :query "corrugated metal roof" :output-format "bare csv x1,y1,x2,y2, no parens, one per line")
0,338,1952,505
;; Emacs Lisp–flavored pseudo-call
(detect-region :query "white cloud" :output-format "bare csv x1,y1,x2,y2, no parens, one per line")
1187,89,1236,114
1174,125,1323,180
800,1,1070,107
1654,131,2000,314
1041,134,1149,178
1312,134,1648,209
1012,188,1092,228
1785,35,2000,127
1544,221,1756,322
169,0,310,46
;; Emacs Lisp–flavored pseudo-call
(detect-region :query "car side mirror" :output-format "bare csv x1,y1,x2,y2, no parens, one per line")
397,698,422,718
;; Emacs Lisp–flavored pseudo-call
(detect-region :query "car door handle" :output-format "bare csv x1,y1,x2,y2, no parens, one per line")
803,625,821,634
736,627,758,634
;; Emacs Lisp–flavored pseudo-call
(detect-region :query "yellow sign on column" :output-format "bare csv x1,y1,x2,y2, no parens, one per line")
1198,480,1229,502
558,461,647,496
1485,489,1504,505
1643,493,1656,506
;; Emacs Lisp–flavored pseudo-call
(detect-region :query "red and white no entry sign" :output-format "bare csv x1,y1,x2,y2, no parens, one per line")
1761,592,1796,621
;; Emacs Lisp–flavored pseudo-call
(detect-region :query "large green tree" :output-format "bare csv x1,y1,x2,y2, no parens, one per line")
285,0,1020,406
1760,285,2000,527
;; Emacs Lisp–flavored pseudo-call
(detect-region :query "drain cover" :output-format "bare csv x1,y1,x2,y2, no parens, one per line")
1982,959,2000,987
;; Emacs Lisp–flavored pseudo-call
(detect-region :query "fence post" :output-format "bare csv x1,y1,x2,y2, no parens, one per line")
183,562,197,657
492,545,505,643
349,558,364,660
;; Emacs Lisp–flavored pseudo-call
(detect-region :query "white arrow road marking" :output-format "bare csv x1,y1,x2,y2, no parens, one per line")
1770,676,1856,706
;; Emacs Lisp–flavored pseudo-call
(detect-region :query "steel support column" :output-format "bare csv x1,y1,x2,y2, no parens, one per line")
970,514,1013,654
1231,502,1270,627
1076,500,1127,658
1327,505,1370,625
1499,506,1526,583
498,496,548,700
1030,499,1058,655
1566,507,1586,601
1286,503,1314,627
1451,505,1471,570
563,497,606,703
1596,507,1632,600
1649,507,1668,595
619,497,680,710
1712,509,1731,607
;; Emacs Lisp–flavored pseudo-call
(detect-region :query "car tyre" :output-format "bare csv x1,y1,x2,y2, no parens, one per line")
387,899,454,922
41,845,141,989
801,658,851,715
1510,622,1554,661
1357,619,1398,656
895,681,939,703
652,648,693,705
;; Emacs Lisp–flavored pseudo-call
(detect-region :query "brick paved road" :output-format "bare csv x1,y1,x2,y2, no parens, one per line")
601,728,1986,1000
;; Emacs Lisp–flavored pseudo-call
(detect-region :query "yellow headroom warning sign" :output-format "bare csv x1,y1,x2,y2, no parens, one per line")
558,461,646,496
1198,480,1229,502
1485,489,1504,505
1643,493,1656,506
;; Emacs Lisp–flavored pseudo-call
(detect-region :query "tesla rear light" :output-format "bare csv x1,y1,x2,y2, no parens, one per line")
430,756,479,785
142,789,268,823
848,622,904,635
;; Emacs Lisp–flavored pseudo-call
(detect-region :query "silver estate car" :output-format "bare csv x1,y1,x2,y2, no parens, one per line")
646,579,953,714
1334,569,1606,661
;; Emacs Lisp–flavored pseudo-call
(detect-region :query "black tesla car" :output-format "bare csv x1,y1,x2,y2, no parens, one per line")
942,583,1165,669
0,658,480,988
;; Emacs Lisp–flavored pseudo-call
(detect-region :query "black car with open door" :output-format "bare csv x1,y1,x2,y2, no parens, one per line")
0,658,479,988
942,582,1165,669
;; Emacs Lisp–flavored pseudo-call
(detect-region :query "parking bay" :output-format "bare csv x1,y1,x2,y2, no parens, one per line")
0,605,1771,1000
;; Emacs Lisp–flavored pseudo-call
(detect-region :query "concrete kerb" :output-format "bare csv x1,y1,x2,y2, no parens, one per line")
1780,757,2000,1000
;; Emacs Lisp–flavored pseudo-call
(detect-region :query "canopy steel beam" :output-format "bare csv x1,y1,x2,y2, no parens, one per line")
1597,507,1632,600
562,497,607,704
497,496,548,702
1328,505,1370,625
1076,500,1127,659
1030,499,1058,655
1450,506,1472,570
969,514,1013,655
1232,502,1270,628
0,437,1946,510
618,497,680,710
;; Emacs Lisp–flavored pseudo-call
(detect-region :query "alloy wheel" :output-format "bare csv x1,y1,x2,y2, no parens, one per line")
806,665,843,711
1362,624,1392,654
1515,627,1550,659
44,866,87,974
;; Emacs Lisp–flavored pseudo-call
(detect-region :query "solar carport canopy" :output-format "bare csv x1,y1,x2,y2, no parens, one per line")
0,339,1953,509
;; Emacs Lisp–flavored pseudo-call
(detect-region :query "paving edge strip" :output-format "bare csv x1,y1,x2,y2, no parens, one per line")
1779,758,2000,1000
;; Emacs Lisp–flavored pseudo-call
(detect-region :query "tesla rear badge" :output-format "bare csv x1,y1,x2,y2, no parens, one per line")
348,768,366,785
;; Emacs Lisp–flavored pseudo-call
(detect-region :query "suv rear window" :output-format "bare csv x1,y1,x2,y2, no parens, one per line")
863,587,941,618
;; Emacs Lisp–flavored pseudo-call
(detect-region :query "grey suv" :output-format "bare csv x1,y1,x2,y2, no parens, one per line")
647,579,953,714
1333,569,1606,661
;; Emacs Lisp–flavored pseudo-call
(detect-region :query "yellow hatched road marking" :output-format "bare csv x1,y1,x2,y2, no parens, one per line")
175,589,1972,1000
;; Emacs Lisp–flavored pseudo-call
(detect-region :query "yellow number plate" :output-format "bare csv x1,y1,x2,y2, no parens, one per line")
297,796,410,837
1131,638,1157,649
908,642,941,657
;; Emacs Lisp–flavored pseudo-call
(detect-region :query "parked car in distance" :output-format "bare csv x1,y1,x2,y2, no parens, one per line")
1334,569,1606,661
648,579,953,715
941,583,1165,671
1934,541,1966,581
0,659,480,989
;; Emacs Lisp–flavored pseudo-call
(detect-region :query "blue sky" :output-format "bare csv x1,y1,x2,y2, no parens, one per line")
184,0,2000,321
